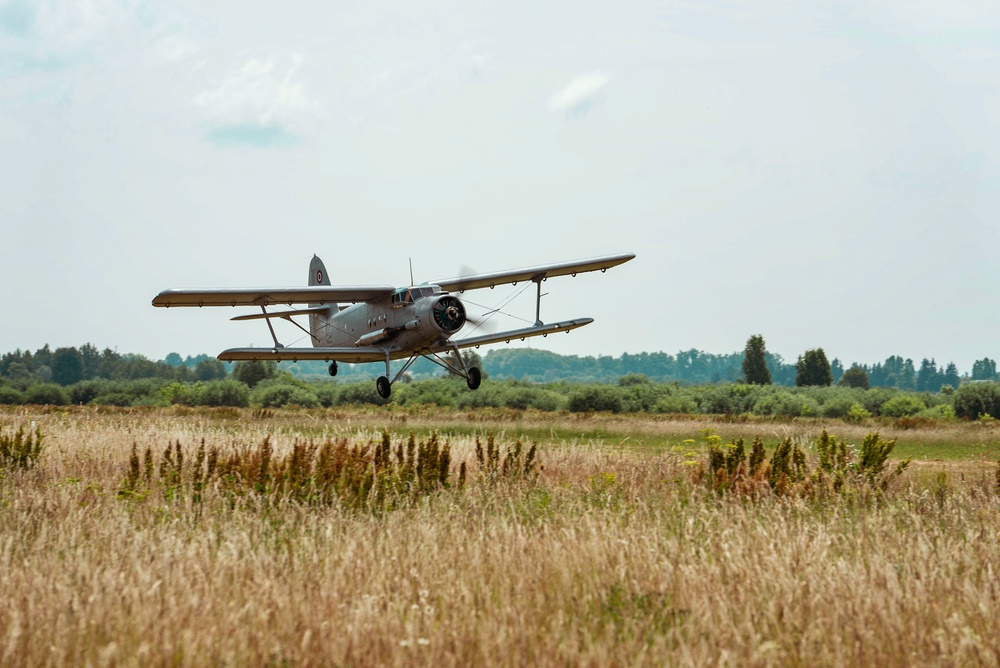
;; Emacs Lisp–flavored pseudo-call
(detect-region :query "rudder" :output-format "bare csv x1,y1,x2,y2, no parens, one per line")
308,255,336,346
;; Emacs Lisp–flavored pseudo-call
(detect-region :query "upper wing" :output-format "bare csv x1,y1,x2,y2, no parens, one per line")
428,253,634,292
152,286,394,307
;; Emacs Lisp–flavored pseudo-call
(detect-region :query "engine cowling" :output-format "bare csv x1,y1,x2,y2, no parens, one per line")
430,295,466,333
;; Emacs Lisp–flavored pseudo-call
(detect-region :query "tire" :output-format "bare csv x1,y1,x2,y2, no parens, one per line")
467,366,482,390
376,376,391,399
328,362,338,377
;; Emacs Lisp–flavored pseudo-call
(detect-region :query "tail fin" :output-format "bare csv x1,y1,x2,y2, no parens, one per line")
308,255,336,346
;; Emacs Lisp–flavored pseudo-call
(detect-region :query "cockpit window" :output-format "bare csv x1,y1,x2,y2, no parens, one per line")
392,286,437,306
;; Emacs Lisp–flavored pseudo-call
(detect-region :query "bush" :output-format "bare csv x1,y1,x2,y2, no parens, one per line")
751,389,818,418
25,383,69,406
0,386,26,405
819,394,856,419
94,392,134,407
620,383,670,412
195,379,250,407
70,379,109,405
953,382,1000,419
693,384,756,415
567,385,625,413
652,393,697,414
336,381,390,406
313,383,338,407
0,423,43,470
845,403,872,424
880,394,927,418
915,404,955,420
250,383,320,408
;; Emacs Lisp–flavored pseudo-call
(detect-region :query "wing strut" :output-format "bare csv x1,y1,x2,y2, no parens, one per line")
533,276,547,327
262,306,284,349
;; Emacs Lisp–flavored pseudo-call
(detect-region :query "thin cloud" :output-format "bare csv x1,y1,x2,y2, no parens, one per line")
155,34,198,62
204,124,296,147
549,71,610,117
0,0,34,37
195,55,314,147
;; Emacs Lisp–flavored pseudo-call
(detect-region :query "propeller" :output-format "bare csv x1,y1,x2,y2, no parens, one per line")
432,296,466,332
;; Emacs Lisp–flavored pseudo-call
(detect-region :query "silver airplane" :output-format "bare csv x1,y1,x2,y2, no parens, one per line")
152,252,635,398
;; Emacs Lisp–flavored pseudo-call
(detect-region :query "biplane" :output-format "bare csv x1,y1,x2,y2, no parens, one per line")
152,252,635,398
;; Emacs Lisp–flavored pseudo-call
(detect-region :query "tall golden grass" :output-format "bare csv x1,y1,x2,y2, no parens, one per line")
0,406,998,666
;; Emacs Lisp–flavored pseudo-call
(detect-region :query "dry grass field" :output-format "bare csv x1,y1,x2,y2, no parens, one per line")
1,405,998,667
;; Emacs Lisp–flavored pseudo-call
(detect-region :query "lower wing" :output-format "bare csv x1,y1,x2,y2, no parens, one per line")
216,318,594,363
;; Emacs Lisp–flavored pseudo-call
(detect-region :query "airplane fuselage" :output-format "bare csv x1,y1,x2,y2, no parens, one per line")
312,285,466,359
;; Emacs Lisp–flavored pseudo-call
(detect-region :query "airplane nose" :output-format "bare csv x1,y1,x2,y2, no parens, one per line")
432,295,466,332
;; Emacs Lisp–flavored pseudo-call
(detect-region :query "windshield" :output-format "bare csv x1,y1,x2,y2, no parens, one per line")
391,286,436,306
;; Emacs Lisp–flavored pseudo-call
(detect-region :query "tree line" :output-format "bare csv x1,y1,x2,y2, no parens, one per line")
0,341,997,391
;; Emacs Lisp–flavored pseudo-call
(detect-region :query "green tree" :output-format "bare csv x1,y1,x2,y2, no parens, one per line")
916,358,943,392
830,358,844,383
795,348,833,387
942,362,961,391
972,358,997,381
193,359,227,381
741,335,771,385
51,347,83,386
233,360,276,388
837,365,869,389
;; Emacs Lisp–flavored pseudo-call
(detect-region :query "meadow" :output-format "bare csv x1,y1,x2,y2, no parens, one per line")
1,405,998,666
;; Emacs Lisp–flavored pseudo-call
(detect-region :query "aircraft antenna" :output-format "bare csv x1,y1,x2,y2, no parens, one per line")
409,258,414,286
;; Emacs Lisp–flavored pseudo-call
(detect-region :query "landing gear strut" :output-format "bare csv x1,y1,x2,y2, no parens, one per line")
328,361,338,377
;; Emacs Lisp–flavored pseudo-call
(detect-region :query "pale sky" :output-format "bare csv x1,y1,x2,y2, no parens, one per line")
1,0,998,372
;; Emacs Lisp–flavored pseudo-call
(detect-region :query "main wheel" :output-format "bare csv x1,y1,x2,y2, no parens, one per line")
466,366,482,390
376,376,391,399
328,362,338,377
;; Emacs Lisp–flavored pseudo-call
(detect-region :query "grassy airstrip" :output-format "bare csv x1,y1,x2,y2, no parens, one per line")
1,405,999,666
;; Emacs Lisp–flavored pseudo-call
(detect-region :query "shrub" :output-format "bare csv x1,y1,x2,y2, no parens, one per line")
620,383,669,412
393,379,458,407
119,431,463,509
25,383,69,406
819,394,856,419
94,392,134,407
845,403,872,424
0,423,43,470
503,386,564,411
699,429,909,497
751,390,803,417
0,386,26,405
694,384,756,415
953,382,1000,419
250,383,320,408
915,404,955,420
313,383,338,408
880,394,927,418
567,385,625,413
195,379,250,407
475,434,538,482
652,394,697,414
336,381,390,406
70,379,109,405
